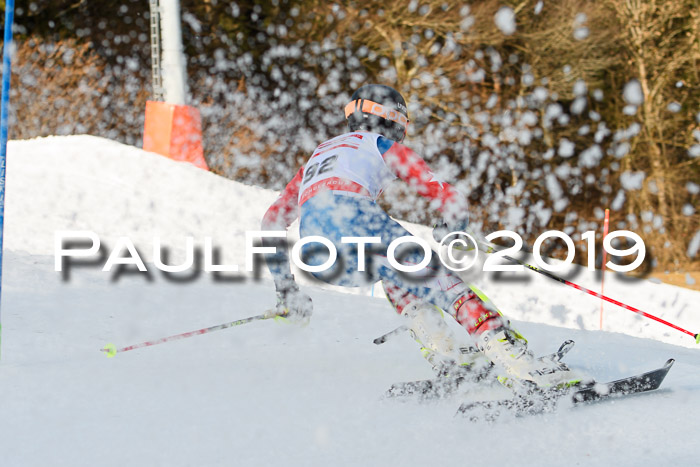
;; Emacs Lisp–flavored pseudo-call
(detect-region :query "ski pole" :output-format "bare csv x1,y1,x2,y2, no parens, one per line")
101,308,283,357
474,240,700,344
600,208,610,330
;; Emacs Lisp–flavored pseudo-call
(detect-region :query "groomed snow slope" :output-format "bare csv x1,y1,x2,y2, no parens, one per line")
1,136,699,466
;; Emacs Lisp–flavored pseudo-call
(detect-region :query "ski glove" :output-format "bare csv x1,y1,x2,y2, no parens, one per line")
432,215,470,244
274,274,313,325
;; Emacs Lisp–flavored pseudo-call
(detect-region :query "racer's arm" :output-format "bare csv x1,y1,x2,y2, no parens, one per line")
261,167,303,284
260,166,312,322
378,137,469,223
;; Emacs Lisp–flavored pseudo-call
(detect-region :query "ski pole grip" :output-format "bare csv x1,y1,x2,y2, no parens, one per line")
263,308,282,319
695,333,699,344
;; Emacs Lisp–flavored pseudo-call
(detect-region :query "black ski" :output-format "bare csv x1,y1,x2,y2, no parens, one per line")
570,358,675,404
456,358,675,421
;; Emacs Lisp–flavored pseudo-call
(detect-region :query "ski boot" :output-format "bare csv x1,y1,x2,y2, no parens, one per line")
402,300,493,380
475,325,585,391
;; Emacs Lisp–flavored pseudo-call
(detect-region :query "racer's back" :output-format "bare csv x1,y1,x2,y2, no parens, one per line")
298,131,396,206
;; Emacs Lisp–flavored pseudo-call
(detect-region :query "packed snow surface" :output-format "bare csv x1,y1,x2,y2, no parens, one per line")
1,136,699,466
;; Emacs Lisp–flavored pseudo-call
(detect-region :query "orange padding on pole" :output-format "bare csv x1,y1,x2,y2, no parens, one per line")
143,100,209,170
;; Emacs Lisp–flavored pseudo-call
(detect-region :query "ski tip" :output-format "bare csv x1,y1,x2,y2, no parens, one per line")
101,343,117,358
663,358,675,369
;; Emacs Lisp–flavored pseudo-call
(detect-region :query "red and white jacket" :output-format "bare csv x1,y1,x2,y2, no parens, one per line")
262,131,468,230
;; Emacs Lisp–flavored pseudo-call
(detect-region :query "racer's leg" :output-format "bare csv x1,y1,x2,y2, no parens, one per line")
298,192,504,333
299,194,498,372
300,193,582,387
383,281,488,375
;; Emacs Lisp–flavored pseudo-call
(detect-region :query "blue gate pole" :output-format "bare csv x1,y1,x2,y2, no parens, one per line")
0,0,16,361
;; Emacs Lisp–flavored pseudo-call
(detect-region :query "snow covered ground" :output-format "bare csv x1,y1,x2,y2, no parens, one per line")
1,136,699,466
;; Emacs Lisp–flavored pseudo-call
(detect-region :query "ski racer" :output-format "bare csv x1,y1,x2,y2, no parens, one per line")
261,84,581,389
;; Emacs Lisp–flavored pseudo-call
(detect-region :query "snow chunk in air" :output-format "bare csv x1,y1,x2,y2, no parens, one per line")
623,79,644,105
494,7,516,35
620,171,645,190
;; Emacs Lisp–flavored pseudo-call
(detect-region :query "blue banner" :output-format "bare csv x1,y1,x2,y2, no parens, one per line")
0,0,16,360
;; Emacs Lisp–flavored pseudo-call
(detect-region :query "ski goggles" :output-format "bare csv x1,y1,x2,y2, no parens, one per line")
344,99,410,129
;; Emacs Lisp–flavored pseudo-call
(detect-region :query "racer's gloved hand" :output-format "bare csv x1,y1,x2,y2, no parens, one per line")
273,274,313,325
